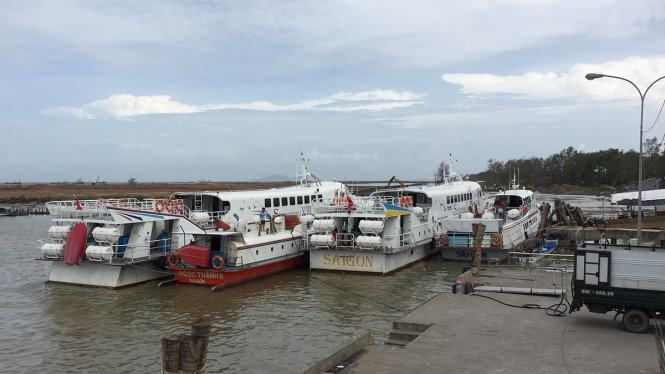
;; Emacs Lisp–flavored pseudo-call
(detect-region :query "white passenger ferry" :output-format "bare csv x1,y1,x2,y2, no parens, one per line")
39,155,345,288
439,179,541,262
305,179,483,274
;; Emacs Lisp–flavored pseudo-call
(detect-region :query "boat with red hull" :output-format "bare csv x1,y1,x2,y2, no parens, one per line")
170,253,307,289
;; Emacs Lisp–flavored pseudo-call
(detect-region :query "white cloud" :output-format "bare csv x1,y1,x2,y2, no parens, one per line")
330,90,421,102
442,56,665,102
43,90,423,119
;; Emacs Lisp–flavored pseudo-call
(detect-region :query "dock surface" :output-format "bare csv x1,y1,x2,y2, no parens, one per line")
347,291,658,374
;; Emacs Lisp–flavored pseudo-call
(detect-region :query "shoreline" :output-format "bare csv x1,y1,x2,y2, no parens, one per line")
0,181,617,204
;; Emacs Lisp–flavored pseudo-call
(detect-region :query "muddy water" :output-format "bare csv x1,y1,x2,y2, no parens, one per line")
0,216,463,373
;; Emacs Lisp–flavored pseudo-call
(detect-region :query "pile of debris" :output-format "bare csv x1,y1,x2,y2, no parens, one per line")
540,199,587,227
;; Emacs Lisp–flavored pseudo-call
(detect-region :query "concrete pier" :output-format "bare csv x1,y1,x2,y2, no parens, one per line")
342,290,657,373
302,262,659,374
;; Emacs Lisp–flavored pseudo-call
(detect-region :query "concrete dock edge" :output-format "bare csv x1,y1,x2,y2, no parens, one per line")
298,330,373,374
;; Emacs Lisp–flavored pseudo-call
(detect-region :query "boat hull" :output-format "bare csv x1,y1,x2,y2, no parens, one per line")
171,253,306,288
308,243,438,274
47,259,168,288
440,247,509,262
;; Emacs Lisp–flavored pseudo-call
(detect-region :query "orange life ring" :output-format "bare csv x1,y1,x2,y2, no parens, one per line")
174,200,184,215
438,234,449,247
212,255,224,270
166,253,180,267
155,200,165,212
491,234,502,247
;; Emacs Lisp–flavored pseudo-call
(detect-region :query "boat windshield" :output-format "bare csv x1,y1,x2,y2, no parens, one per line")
493,194,523,210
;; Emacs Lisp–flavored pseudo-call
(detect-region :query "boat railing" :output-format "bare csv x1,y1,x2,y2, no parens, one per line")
224,255,244,268
335,233,355,248
86,237,174,264
46,198,188,219
309,226,432,253
312,195,398,215
444,229,495,248
197,210,230,227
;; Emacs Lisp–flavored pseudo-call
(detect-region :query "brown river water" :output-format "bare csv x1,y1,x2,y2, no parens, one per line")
0,215,463,373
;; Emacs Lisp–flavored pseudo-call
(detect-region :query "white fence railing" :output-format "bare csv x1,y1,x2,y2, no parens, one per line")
312,195,400,215
46,198,189,219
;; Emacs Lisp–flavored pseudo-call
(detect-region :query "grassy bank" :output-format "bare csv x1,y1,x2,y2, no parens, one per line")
0,182,292,204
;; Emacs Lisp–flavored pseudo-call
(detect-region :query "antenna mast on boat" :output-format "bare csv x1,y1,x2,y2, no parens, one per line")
296,152,321,187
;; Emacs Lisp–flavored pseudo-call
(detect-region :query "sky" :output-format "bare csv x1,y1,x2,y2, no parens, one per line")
2,0,665,182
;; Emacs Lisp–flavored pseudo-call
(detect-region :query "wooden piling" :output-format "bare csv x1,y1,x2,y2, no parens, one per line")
161,335,181,374
162,319,211,374
471,223,486,268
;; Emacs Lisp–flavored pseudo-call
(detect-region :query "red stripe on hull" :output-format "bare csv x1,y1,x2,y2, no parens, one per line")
170,254,306,288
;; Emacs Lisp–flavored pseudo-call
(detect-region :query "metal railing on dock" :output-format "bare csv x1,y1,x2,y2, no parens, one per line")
471,253,575,296
656,319,665,374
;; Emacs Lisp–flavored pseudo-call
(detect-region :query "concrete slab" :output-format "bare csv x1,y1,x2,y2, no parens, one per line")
348,291,658,374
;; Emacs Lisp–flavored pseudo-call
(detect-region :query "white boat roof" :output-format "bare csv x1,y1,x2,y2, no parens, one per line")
495,189,533,198
174,181,345,200
375,181,482,197
611,188,665,204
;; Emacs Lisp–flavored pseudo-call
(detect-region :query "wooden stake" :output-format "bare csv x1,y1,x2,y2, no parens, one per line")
161,335,181,374
471,223,486,268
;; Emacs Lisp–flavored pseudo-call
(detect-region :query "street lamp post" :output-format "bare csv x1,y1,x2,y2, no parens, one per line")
585,73,665,245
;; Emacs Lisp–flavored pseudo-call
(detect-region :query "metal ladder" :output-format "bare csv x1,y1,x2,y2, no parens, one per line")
194,194,203,212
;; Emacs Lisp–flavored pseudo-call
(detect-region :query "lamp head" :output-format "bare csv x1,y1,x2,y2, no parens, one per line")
585,73,604,81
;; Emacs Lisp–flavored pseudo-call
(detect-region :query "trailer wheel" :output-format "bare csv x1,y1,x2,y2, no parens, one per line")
622,309,650,333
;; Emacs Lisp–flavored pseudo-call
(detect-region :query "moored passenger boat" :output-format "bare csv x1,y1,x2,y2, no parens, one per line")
439,180,542,262
38,154,346,288
306,179,484,274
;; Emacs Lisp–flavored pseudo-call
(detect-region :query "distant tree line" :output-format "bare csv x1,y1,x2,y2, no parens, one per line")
464,138,665,189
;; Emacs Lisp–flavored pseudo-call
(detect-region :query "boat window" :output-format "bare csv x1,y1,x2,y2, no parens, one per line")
311,194,317,202
304,195,310,204
318,194,322,201
297,196,303,205
265,198,271,208
273,197,280,207
447,196,450,204
221,200,230,212
290,196,296,205
282,197,288,206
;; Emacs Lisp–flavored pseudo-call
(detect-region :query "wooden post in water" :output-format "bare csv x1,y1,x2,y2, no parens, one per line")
162,319,211,374
471,223,486,269
161,335,181,374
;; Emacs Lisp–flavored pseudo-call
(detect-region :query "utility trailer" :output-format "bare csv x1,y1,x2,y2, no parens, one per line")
571,242,665,333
